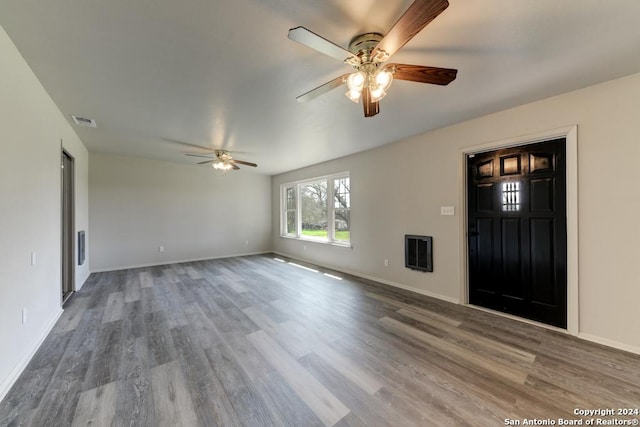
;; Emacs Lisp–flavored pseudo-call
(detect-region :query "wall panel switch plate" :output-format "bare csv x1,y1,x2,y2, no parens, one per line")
440,206,455,216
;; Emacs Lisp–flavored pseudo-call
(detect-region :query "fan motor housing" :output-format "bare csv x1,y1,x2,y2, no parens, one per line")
348,33,383,57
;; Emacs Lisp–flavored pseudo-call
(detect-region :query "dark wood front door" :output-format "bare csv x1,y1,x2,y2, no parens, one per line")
467,139,567,328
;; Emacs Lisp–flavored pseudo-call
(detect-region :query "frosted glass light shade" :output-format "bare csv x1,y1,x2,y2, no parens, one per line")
346,72,365,90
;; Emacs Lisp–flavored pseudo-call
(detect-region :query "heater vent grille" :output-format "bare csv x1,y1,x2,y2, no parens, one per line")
405,235,433,272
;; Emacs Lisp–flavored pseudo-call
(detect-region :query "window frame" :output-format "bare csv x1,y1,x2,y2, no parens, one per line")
280,171,350,246
283,184,299,237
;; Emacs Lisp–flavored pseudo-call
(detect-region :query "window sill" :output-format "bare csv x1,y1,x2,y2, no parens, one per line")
280,235,352,249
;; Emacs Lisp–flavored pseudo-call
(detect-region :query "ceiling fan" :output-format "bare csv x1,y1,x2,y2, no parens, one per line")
288,0,457,117
185,150,257,171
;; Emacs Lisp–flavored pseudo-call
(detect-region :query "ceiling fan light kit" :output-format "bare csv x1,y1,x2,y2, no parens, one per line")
343,33,395,104
288,0,458,117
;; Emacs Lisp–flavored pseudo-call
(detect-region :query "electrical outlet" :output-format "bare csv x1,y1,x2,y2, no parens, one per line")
245,240,249,246
159,246,164,253
384,259,389,267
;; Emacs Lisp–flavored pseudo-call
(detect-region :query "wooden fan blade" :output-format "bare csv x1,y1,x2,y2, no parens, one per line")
372,0,449,60
231,163,240,170
185,153,215,159
288,27,358,63
197,160,215,165
163,138,216,151
232,159,257,168
362,89,380,118
387,63,457,85
296,74,349,103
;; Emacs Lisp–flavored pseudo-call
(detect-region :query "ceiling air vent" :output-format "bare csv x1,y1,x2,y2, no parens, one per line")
71,115,97,128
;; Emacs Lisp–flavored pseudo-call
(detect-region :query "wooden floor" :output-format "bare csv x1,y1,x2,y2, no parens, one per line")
2,254,639,426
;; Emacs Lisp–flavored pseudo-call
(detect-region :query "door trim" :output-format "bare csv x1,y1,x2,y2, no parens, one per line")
458,125,579,334
61,147,75,305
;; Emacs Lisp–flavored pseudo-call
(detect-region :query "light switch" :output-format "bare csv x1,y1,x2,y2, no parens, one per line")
440,206,455,216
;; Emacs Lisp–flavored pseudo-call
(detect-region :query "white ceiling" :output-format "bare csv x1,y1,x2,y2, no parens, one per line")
2,0,640,175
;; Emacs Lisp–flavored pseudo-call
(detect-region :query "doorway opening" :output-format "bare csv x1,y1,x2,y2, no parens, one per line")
61,149,75,304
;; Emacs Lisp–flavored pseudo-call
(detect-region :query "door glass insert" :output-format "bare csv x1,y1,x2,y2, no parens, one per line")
502,181,520,211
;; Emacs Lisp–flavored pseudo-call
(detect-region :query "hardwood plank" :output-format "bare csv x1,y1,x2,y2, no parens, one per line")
56,296,91,333
277,320,382,395
253,371,325,427
396,305,462,327
162,267,181,284
114,336,155,427
122,300,145,340
139,271,153,288
311,341,382,395
247,330,350,427
215,282,256,310
185,265,203,280
182,302,225,350
30,347,92,426
139,271,154,288
395,308,537,364
144,311,176,368
330,325,509,425
333,322,520,417
149,361,199,426
218,330,275,381
83,319,124,391
204,344,277,426
72,381,117,427
124,270,141,303
243,307,312,359
225,278,250,294
102,291,125,323
378,316,529,384
298,353,398,427
172,327,241,427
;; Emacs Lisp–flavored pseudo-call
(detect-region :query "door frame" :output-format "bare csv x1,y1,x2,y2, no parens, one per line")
61,147,75,305
458,125,579,335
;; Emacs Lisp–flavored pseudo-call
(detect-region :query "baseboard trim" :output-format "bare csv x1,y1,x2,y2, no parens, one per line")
578,333,640,356
272,251,460,305
91,251,271,273
0,308,64,402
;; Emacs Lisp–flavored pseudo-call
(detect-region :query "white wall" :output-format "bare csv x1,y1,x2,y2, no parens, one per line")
90,153,272,271
272,72,640,353
0,26,89,399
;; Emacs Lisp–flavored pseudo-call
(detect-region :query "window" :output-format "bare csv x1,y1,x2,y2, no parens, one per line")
301,180,328,238
281,172,350,245
333,177,350,242
284,185,297,236
502,181,520,211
